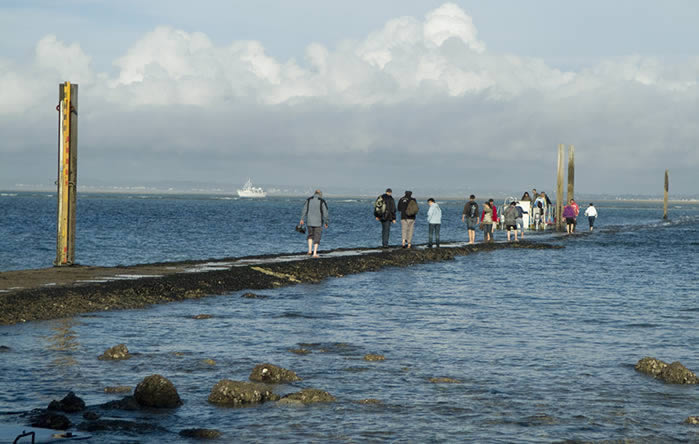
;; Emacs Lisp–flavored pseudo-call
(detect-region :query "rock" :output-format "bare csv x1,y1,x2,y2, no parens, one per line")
241,292,267,299
134,374,182,408
635,357,668,377
685,416,699,425
658,361,699,384
635,357,698,384
82,411,100,420
364,354,385,361
357,398,383,405
192,314,213,319
0,345,10,352
47,391,86,413
104,385,132,394
279,388,335,404
99,395,141,411
289,348,311,355
77,419,166,433
98,344,132,361
30,412,71,430
249,363,301,383
201,358,216,366
429,377,461,384
207,379,279,406
179,428,222,439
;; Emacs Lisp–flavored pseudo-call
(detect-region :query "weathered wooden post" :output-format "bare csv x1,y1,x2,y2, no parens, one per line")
663,169,669,220
556,144,565,231
567,144,575,202
55,82,78,266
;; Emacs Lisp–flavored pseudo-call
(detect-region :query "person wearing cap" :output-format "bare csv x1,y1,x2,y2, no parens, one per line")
375,188,396,247
503,201,519,242
584,203,598,231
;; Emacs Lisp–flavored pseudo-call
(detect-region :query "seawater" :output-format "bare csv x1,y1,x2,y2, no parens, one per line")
0,192,698,442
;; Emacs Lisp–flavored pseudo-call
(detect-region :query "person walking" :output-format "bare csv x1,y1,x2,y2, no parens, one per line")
299,190,329,257
562,201,576,234
584,203,598,231
426,198,442,248
481,201,494,242
375,188,396,247
461,194,479,244
570,199,580,232
503,202,519,242
533,201,544,230
515,202,526,239
397,191,419,248
489,198,499,232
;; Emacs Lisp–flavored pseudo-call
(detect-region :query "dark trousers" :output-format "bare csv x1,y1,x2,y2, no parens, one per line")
588,216,596,228
381,220,392,246
428,223,440,247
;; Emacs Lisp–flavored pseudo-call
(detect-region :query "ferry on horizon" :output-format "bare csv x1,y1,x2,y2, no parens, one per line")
237,179,267,198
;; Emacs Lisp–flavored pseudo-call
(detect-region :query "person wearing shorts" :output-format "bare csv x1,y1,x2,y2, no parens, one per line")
503,202,519,242
562,203,576,234
300,190,329,257
480,201,494,242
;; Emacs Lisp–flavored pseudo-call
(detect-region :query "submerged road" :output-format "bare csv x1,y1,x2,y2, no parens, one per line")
0,241,561,325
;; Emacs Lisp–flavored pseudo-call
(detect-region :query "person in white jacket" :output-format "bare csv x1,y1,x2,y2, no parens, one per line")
584,203,598,231
426,198,442,248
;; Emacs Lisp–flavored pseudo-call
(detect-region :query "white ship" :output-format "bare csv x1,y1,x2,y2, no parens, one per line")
237,179,267,198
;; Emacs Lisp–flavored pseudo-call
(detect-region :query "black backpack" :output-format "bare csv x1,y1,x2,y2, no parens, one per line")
374,195,386,218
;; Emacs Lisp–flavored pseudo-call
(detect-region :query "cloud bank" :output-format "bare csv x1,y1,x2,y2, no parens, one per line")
1,3,697,194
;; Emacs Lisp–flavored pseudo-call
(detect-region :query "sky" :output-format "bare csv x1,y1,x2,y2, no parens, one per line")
1,0,698,196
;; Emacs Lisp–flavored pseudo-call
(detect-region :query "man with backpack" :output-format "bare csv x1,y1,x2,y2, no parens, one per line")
397,190,419,248
374,188,396,247
300,190,329,257
461,194,479,244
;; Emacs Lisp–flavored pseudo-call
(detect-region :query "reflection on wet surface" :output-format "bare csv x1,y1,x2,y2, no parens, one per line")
45,319,80,368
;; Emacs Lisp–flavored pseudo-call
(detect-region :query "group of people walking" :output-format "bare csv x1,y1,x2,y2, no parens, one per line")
298,189,599,256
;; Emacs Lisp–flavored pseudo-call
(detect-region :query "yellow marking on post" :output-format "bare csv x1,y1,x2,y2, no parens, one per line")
57,82,71,264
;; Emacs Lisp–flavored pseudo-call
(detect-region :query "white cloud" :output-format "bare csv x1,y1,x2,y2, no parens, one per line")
0,3,697,194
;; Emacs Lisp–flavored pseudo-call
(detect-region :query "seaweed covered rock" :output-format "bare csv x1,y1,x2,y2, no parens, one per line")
0,345,10,352
364,354,385,361
179,428,222,439
635,357,668,377
658,362,699,384
429,377,461,384
98,343,132,361
104,386,132,394
207,379,279,406
48,391,85,413
192,314,213,320
685,416,699,425
249,363,301,383
30,412,71,430
278,388,335,405
98,395,141,411
635,357,698,384
134,374,182,408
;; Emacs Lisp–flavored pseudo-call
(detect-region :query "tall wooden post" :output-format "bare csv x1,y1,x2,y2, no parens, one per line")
567,145,575,202
663,169,669,220
556,144,565,231
55,82,78,266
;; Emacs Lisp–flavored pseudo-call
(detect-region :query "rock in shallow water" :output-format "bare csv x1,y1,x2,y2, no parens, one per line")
363,354,385,361
685,416,699,425
30,412,71,430
179,428,222,439
0,345,10,352
47,391,85,413
249,363,301,383
192,314,213,319
208,379,279,406
278,388,335,404
429,377,461,384
98,343,132,360
134,374,182,408
635,357,698,384
104,385,132,394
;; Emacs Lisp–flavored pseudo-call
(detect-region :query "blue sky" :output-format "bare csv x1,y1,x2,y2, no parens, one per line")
1,1,698,195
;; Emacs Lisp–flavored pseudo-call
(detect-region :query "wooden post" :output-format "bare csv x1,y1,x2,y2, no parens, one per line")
663,169,669,220
55,82,78,266
567,145,575,202
556,144,565,231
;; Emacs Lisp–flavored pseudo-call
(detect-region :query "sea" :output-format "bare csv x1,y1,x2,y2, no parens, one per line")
1,191,698,443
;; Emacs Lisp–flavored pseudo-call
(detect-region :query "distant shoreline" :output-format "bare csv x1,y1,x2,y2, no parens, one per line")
2,189,698,203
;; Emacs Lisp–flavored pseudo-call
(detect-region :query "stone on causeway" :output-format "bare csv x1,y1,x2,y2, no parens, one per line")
133,374,182,408
207,379,279,406
249,363,301,383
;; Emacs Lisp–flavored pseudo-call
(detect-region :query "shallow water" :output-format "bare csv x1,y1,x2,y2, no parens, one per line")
1,194,698,442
